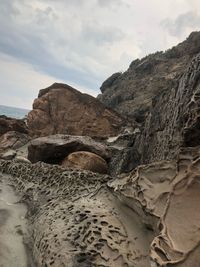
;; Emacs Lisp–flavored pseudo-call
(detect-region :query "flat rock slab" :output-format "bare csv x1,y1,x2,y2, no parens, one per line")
28,134,111,164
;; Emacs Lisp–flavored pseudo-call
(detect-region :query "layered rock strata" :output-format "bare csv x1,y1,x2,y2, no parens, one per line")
27,83,125,138
98,32,200,122
134,51,200,164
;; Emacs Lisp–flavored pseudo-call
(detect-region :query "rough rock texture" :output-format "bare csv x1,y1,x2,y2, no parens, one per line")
98,32,200,122
0,131,30,156
0,160,153,267
134,51,200,164
27,83,125,138
28,134,111,164
108,145,200,266
1,145,200,266
62,151,108,174
0,115,28,136
106,129,141,175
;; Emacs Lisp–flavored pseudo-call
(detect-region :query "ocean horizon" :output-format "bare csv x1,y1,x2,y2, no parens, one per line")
0,104,30,119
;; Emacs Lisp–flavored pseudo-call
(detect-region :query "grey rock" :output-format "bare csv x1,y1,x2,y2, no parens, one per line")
28,134,112,164
1,149,16,160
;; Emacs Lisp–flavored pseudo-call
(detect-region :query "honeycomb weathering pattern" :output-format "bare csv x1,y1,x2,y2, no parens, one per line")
1,146,200,266
0,161,152,267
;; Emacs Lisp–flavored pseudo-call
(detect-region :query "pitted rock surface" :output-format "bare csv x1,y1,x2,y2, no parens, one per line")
0,160,152,267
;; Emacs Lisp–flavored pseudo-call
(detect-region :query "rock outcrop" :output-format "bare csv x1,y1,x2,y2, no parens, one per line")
0,131,30,156
134,51,200,164
98,32,200,122
28,134,111,164
61,151,108,174
108,145,200,266
0,115,28,136
27,83,125,138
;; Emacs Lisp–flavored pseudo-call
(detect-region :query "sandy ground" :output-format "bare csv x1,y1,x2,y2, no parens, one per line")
0,173,35,267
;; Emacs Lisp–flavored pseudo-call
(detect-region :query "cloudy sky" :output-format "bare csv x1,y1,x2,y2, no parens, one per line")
0,0,200,109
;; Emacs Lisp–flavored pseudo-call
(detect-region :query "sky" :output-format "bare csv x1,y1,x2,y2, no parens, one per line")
0,0,200,109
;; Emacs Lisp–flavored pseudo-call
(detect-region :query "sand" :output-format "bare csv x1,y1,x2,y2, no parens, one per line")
0,173,35,267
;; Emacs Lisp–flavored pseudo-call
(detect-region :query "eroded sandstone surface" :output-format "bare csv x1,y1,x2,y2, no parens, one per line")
98,32,200,122
1,144,200,266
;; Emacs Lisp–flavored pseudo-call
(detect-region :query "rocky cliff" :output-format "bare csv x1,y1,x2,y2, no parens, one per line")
27,83,125,139
99,32,200,166
98,31,200,122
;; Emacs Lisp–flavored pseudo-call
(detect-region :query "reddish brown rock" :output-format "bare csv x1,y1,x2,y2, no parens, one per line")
0,115,28,136
27,83,125,138
61,151,108,174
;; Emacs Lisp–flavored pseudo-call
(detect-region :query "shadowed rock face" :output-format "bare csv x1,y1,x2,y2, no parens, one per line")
27,83,125,138
28,134,111,164
98,32,200,122
134,52,200,164
0,115,28,136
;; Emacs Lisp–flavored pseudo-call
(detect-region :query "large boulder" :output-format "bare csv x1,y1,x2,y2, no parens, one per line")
28,134,111,164
61,151,108,174
27,83,125,138
0,115,28,136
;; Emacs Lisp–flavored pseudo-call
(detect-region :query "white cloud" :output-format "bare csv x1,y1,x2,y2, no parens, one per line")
0,0,199,108
0,53,96,109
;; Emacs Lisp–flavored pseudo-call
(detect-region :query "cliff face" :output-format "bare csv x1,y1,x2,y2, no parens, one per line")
136,52,200,164
98,32,200,165
27,83,125,139
98,32,200,123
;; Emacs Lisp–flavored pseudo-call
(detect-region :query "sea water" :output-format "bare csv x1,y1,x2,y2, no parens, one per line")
0,105,29,119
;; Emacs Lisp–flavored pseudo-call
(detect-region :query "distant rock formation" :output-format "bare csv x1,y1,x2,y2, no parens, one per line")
99,31,200,167
27,83,125,138
98,31,200,123
0,115,28,136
